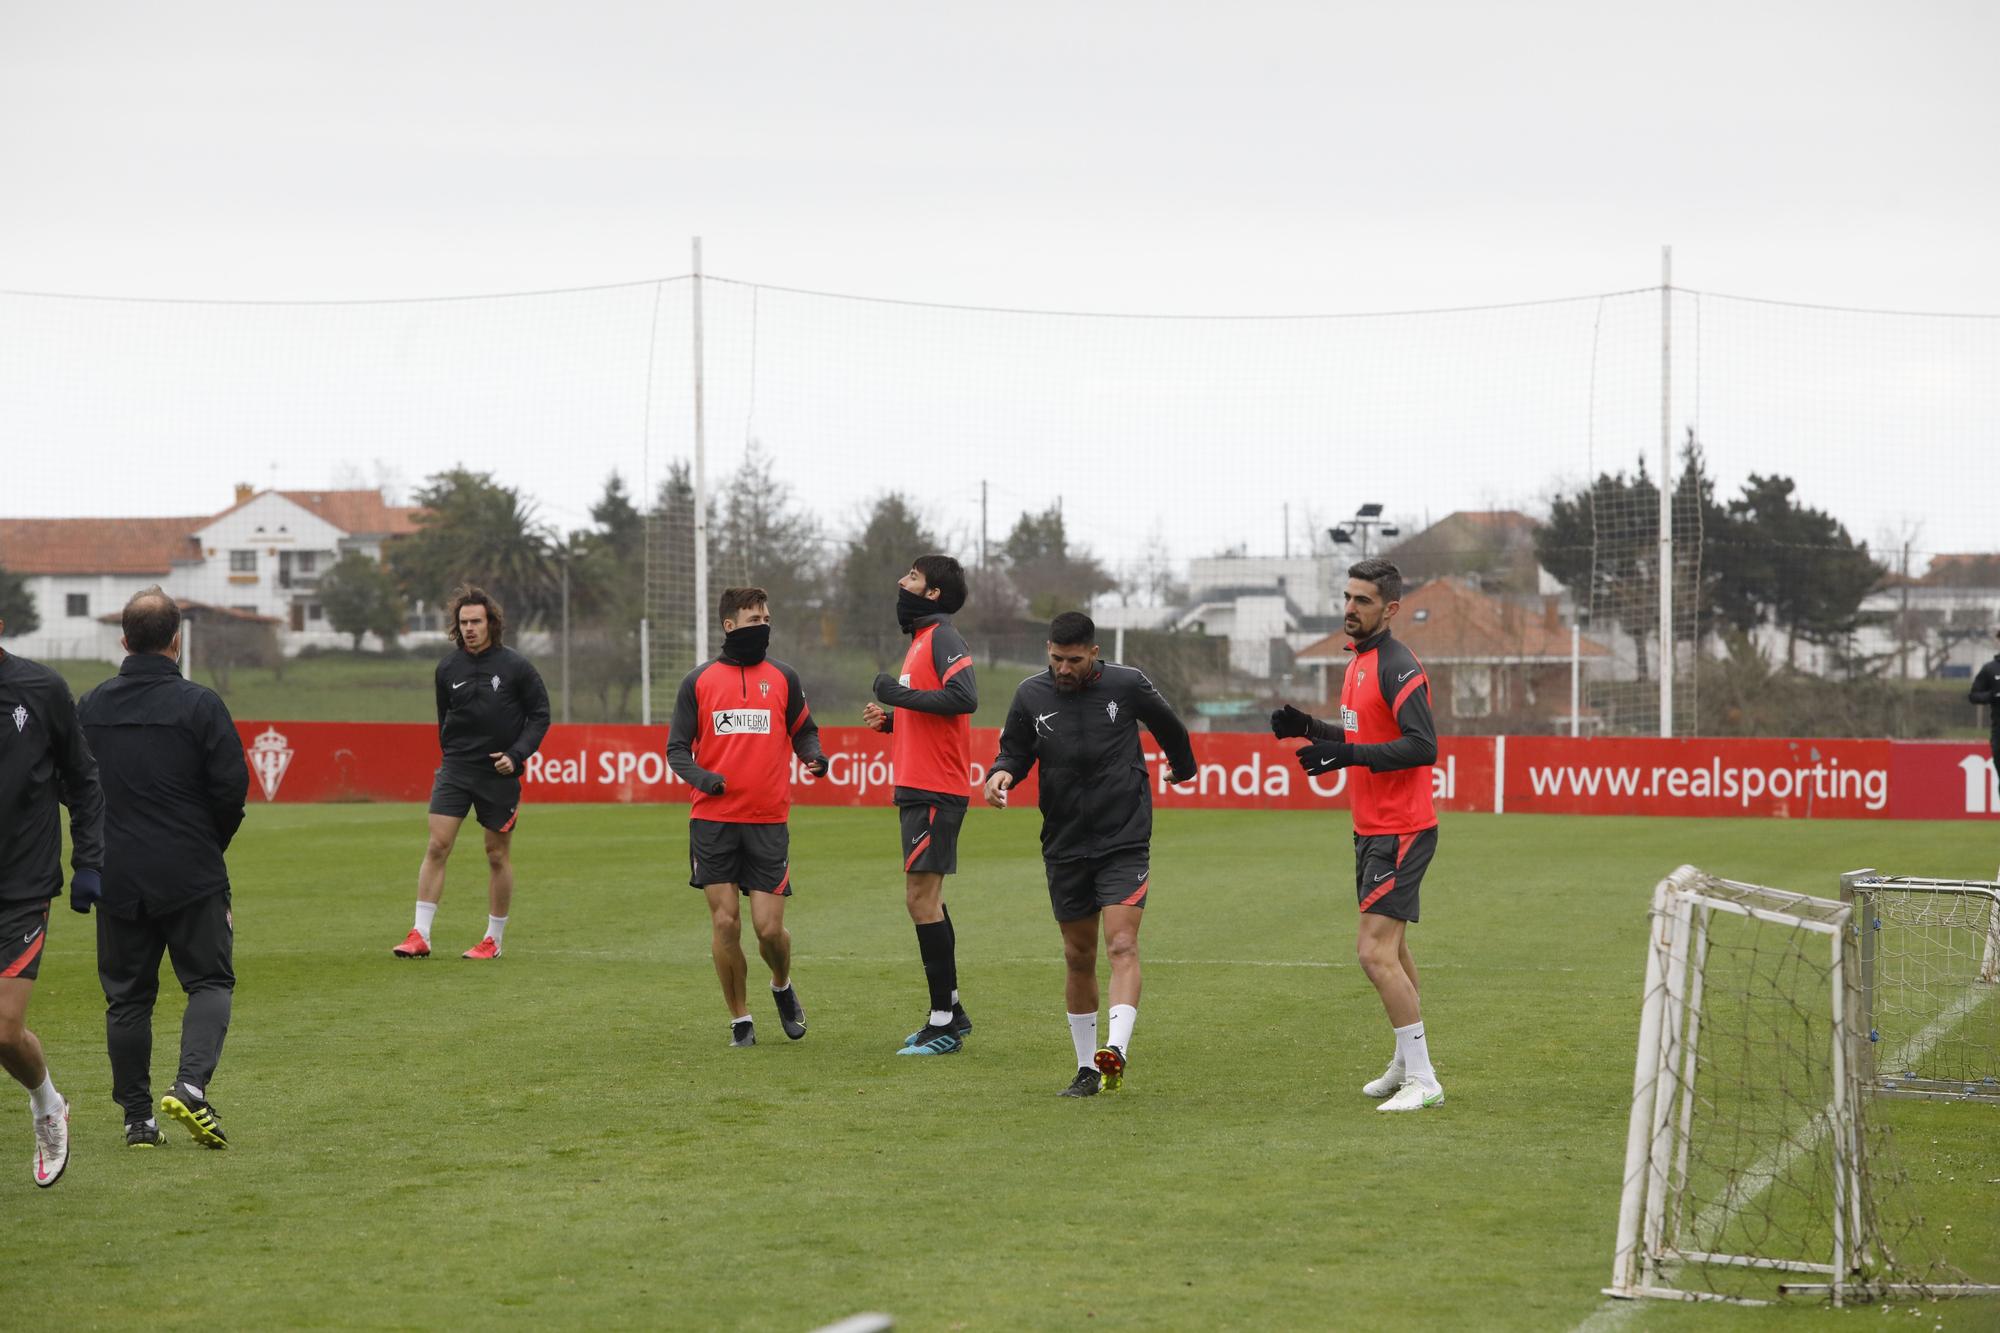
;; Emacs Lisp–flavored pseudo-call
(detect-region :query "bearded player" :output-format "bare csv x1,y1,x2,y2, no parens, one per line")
1271,558,1444,1113
863,554,977,1056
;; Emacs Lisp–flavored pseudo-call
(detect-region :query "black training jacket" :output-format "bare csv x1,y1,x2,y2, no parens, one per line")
1970,655,2000,734
434,645,551,771
0,650,104,902
78,654,249,918
991,662,1197,863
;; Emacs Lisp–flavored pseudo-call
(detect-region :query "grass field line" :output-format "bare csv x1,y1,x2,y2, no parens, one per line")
1569,975,1995,1330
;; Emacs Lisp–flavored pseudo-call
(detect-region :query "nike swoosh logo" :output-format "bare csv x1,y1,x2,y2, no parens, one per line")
23,927,41,944
947,653,965,663
451,681,468,690
1398,669,1417,682
1373,870,1394,883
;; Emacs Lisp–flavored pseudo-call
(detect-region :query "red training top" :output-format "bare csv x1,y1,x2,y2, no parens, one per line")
1337,628,1439,836
876,615,977,801
666,657,822,824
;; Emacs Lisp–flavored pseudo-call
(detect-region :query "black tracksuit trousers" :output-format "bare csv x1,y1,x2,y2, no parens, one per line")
96,891,233,1124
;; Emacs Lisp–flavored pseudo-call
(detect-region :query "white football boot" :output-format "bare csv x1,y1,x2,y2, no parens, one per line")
1377,1077,1445,1112
1362,1058,1405,1098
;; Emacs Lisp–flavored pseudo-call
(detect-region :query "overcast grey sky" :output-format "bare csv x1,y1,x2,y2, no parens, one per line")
3,1,1994,561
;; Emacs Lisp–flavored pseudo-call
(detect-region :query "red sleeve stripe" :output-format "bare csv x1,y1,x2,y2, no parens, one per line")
941,656,973,684
789,700,811,735
1391,675,1428,717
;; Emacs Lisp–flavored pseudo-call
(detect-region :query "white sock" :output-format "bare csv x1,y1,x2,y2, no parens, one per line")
950,988,960,1006
928,1009,954,1028
1067,1012,1099,1068
1107,1004,1137,1054
486,915,508,948
771,981,792,994
1394,1021,1436,1084
413,900,438,943
28,1073,62,1118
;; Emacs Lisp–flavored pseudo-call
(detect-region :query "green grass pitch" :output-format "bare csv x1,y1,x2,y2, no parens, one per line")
8,806,1998,1331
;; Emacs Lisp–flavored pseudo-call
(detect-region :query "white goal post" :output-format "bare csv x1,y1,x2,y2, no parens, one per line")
1607,866,2000,1307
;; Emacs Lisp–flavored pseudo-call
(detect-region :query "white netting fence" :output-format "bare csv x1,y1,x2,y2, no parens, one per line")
2,273,1994,734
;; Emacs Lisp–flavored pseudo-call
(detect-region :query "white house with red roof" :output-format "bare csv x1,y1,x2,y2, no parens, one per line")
0,485,421,660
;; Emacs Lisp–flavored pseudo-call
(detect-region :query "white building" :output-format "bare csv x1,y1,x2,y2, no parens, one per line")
0,486,421,660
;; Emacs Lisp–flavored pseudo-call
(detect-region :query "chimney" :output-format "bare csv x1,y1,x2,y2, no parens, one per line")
234,483,256,505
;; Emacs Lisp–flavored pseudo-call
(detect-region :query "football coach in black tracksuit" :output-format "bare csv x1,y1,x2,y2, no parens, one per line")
985,610,1197,1099
78,587,248,1150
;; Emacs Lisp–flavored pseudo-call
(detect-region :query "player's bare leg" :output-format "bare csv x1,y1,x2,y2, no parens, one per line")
1057,915,1104,1094
1059,916,1100,1015
482,827,514,920
752,892,808,1040
1358,913,1442,1110
704,884,750,1019
750,891,791,989
1,977,69,1187
456,826,513,958
905,871,943,925
416,813,463,906
1357,913,1418,1025
1096,905,1143,1090
395,814,465,956
0,980,49,1093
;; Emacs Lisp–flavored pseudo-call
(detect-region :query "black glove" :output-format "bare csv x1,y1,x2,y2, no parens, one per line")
699,772,727,796
1270,704,1316,739
803,756,829,779
1296,741,1354,775
70,868,102,915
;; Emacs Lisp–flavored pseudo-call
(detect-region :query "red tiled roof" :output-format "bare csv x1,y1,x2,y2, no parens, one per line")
0,518,204,576
1297,577,1610,664
203,488,423,537
274,490,423,536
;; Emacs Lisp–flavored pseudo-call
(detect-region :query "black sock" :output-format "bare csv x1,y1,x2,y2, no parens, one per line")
915,919,956,1015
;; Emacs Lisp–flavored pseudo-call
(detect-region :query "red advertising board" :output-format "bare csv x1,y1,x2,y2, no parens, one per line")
235,721,1998,821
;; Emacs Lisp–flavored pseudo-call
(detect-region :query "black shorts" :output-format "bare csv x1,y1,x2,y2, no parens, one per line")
1045,849,1150,922
689,820,792,895
429,764,521,833
1354,827,1437,923
0,899,53,981
897,799,966,876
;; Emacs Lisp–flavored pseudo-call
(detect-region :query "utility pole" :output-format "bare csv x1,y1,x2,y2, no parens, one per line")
693,236,710,666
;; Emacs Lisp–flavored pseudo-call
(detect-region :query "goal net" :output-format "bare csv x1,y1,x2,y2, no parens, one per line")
1846,870,2000,1104
1608,866,1997,1306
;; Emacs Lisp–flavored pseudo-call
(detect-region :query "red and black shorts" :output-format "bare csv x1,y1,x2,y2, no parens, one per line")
897,798,966,876
0,899,53,982
689,819,792,896
428,764,521,834
1353,826,1438,923
1045,849,1151,922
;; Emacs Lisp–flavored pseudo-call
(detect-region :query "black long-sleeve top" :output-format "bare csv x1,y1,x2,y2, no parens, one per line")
0,649,105,902
78,653,249,916
1970,655,2000,734
990,662,1196,863
434,644,551,771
